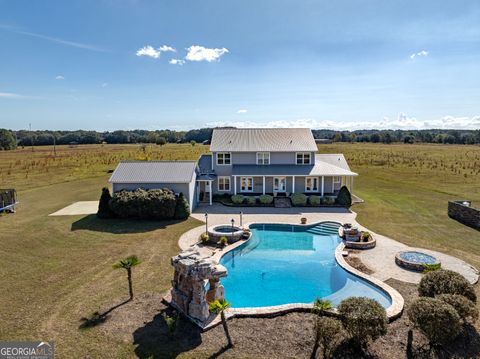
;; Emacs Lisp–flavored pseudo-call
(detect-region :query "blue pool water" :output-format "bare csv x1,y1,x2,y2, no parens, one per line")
219,223,392,308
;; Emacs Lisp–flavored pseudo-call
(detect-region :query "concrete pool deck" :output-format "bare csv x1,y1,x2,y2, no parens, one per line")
186,204,479,285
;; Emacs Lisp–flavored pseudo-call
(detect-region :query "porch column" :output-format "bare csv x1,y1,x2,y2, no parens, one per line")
321,176,324,196
332,176,334,193
262,176,265,195
209,181,212,205
292,176,295,193
234,176,237,195
350,176,353,194
196,182,200,202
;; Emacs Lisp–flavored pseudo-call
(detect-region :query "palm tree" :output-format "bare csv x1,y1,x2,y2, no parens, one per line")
312,298,333,358
113,255,141,300
209,299,233,348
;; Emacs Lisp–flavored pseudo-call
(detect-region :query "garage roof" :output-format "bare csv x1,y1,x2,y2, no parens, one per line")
108,161,197,183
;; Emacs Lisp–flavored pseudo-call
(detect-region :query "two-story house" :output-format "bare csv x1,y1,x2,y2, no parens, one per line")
109,128,357,210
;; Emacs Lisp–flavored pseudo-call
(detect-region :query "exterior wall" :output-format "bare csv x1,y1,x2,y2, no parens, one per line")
448,201,480,230
189,173,198,210
112,181,194,210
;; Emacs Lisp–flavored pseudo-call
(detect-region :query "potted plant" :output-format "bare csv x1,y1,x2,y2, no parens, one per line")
218,236,228,247
301,217,307,224
200,233,209,244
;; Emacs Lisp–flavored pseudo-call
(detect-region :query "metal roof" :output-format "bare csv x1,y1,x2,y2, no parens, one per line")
315,154,352,172
108,161,197,184
210,128,318,152
231,160,357,177
197,154,213,174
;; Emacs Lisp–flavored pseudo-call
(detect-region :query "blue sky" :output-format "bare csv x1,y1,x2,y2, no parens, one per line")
1,0,479,131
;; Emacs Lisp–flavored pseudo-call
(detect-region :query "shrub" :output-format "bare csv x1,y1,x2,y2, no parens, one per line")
422,263,441,273
164,314,177,337
338,297,388,347
174,192,190,219
231,195,245,204
291,193,308,206
314,316,344,359
418,269,476,302
109,188,177,219
259,194,273,204
361,231,371,242
313,298,332,314
336,186,352,207
200,233,209,243
246,196,256,205
97,187,115,218
218,236,228,247
309,195,321,206
437,294,478,323
322,197,335,205
408,297,462,345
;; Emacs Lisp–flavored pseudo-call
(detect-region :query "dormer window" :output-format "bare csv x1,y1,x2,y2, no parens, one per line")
296,152,311,165
256,152,270,165
217,152,231,165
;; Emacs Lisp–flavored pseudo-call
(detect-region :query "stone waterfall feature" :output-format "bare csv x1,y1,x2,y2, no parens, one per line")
170,247,227,325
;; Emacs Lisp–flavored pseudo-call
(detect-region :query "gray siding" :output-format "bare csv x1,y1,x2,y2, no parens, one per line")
212,151,316,169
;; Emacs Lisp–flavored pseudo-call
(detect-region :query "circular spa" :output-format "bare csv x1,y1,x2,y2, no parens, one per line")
395,251,440,271
208,224,244,243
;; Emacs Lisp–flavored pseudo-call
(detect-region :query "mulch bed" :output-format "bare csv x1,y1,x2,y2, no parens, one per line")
91,282,480,359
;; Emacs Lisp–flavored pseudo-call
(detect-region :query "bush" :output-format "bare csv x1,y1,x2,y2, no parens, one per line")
408,297,462,345
231,195,244,204
259,194,273,204
361,231,370,242
174,192,190,219
309,195,321,206
97,187,115,218
418,269,476,302
336,186,352,207
322,197,336,205
314,316,344,359
338,297,388,347
109,188,177,219
437,294,478,323
200,233,209,243
246,196,256,205
422,263,441,273
219,236,228,246
291,193,308,206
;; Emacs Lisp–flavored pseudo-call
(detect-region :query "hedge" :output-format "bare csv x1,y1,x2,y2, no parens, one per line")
418,269,476,302
109,188,177,219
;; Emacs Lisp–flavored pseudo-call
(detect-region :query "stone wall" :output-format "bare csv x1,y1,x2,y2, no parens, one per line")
448,200,480,231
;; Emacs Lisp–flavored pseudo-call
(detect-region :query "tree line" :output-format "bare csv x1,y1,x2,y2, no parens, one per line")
0,127,479,150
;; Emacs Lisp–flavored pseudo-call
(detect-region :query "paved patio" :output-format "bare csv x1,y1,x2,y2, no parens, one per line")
184,203,479,284
49,201,99,216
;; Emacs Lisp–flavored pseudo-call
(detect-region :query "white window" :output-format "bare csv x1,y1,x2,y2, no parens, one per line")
256,152,270,165
217,152,231,165
305,177,319,192
240,177,254,192
273,177,286,192
333,176,341,184
218,177,230,191
296,152,311,165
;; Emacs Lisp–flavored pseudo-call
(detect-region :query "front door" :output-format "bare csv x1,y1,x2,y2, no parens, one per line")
273,177,286,192
205,181,211,193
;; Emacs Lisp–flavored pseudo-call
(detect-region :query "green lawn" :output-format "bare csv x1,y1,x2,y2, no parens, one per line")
0,142,479,358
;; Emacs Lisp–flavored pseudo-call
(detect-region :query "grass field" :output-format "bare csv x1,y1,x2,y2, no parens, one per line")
0,142,479,358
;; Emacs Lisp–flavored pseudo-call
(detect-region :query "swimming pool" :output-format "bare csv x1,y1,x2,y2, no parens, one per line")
219,223,392,309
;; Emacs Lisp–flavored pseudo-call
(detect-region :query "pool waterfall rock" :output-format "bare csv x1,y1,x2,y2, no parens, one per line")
170,247,227,325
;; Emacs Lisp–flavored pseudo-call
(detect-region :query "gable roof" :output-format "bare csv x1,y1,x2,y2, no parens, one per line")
108,161,197,184
210,128,318,152
315,154,352,172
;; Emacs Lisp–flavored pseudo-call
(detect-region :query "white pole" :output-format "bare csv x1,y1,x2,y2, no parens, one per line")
292,176,295,193
321,176,324,196
332,176,334,193
209,181,212,205
234,176,237,195
263,176,265,195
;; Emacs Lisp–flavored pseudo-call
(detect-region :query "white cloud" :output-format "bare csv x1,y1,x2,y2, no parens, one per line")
207,114,480,130
169,58,185,65
410,50,429,59
159,45,176,53
237,109,248,114
136,45,161,58
101,82,108,87
136,44,176,59
55,75,65,80
185,45,229,62
0,92,22,99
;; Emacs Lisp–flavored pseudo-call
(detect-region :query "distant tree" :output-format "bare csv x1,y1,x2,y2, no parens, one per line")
383,133,392,144
403,135,414,144
0,129,17,150
190,140,196,146
156,136,167,146
370,133,380,143
113,255,141,300
333,133,342,142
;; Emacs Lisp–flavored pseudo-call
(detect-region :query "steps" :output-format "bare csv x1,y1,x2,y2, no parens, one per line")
306,222,341,236
274,197,292,208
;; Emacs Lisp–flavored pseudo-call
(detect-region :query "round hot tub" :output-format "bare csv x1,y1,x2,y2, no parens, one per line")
395,251,440,272
208,225,244,243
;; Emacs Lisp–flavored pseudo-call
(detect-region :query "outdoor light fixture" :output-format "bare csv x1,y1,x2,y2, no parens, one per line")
239,211,243,227
231,218,235,234
204,213,208,234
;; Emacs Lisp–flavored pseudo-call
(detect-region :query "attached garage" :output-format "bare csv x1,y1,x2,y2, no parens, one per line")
108,161,198,210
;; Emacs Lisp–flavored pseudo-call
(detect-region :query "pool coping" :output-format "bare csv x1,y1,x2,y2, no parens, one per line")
168,220,404,330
